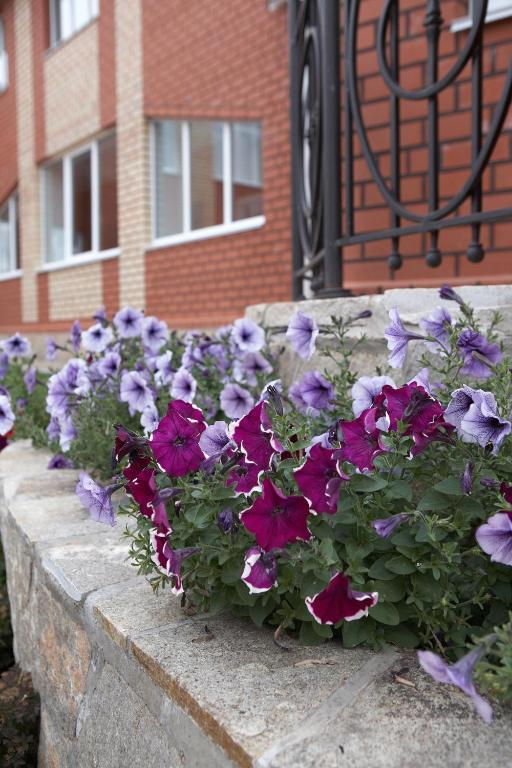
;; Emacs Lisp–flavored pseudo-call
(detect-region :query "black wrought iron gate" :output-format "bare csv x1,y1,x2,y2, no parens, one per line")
289,0,512,299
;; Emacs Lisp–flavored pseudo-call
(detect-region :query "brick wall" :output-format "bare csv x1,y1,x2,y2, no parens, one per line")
341,0,512,292
0,0,17,204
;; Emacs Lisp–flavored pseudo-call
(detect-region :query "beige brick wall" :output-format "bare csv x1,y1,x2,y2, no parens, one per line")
49,263,103,321
44,22,101,157
115,0,149,308
15,0,39,323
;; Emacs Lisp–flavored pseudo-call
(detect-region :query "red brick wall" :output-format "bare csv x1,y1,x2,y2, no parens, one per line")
0,277,21,327
342,0,512,292
0,0,17,203
32,0,49,164
142,0,291,327
99,0,116,129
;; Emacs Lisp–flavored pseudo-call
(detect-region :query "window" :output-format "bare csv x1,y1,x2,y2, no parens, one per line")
0,18,8,92
0,194,19,274
452,1,512,30
42,133,118,265
50,0,99,46
152,119,263,242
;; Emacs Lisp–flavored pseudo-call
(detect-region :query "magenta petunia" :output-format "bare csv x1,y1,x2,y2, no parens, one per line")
305,572,378,625
337,412,384,472
239,477,312,551
231,401,282,470
226,455,263,495
241,546,278,594
150,527,200,595
293,443,343,514
150,401,205,477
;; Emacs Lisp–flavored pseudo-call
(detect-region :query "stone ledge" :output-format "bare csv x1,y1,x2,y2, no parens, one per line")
1,440,511,767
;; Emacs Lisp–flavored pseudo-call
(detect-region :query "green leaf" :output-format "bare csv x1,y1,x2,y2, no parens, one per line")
385,556,417,575
385,480,413,502
370,578,406,603
434,477,464,496
350,475,388,492
342,617,375,647
417,490,453,512
492,581,512,603
319,538,339,565
368,556,396,580
299,621,330,645
384,625,420,648
369,601,400,625
248,600,276,627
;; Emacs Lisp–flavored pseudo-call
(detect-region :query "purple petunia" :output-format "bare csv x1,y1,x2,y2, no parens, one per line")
0,395,14,435
420,307,453,350
217,507,234,533
150,527,200,595
113,306,144,339
119,371,154,415
233,352,272,386
290,371,334,415
230,401,282,470
47,454,75,470
372,513,410,539
462,462,474,495
457,330,502,379
476,511,512,566
241,546,278,594
141,316,169,353
384,308,425,368
226,455,263,496
240,477,312,551
154,350,174,387
2,333,31,358
150,401,205,477
294,443,343,515
23,367,37,395
439,283,466,306
199,421,231,458
460,391,511,453
46,338,58,361
220,383,254,420
305,572,378,625
82,323,114,354
231,318,265,353
0,353,9,380
286,310,319,360
93,306,107,323
76,472,118,526
170,367,197,404
97,351,121,379
351,375,396,417
337,413,384,472
140,401,159,435
70,320,82,353
418,646,493,724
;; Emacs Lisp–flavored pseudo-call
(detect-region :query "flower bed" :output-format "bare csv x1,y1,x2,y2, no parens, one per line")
0,286,511,725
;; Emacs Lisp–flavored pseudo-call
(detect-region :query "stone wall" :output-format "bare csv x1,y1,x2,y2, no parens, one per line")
1,438,511,767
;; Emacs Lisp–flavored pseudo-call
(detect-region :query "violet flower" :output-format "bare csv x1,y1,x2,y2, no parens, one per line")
444,386,482,430
351,375,396,417
93,307,107,323
240,477,312,551
231,318,265,353
47,454,75,470
76,472,118,526
462,462,474,495
233,352,272,385
47,416,61,443
170,367,197,404
457,330,502,379
372,513,410,539
113,306,144,338
2,333,31,358
58,414,77,452
150,403,205,477
290,371,334,415
217,507,234,533
241,546,278,594
199,421,231,458
439,284,465,306
82,323,114,354
418,646,493,724
384,308,425,368
294,443,342,514
286,310,319,360
154,350,174,387
97,351,121,379
226,456,263,496
120,371,154,415
142,316,169,353
140,402,159,435
460,392,511,453
420,307,453,350
150,528,200,595
476,511,512,566
305,572,378,625
23,367,36,395
46,338,58,361
0,395,15,435
70,320,82,353
220,383,254,420
0,353,9,380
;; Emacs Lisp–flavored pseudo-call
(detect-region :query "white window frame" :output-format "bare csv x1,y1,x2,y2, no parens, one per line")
451,0,512,32
0,193,20,279
40,134,119,271
149,119,265,250
0,17,8,92
49,0,99,48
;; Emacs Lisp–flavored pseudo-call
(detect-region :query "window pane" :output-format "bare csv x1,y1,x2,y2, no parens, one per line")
232,122,263,221
72,150,92,254
44,161,64,262
99,134,118,250
73,0,91,30
190,121,223,230
0,202,9,273
154,121,183,237
59,0,73,40
0,19,7,91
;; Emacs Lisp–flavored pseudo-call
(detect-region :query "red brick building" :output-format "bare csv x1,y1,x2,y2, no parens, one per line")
0,0,511,336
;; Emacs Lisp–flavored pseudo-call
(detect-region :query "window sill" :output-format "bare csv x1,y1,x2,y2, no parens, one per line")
38,248,119,273
451,6,512,32
0,269,22,282
46,16,99,56
146,215,266,252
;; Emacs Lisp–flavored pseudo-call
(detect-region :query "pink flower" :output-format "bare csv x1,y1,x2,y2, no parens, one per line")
306,572,378,625
336,413,385,472
241,546,278,593
226,455,263,495
294,443,344,514
240,477,312,551
150,527,200,595
231,401,282,470
150,400,205,477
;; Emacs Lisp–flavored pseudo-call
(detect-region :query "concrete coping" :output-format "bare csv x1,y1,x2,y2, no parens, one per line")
1,440,511,767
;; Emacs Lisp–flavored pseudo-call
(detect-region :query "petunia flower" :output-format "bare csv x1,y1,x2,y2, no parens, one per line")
141,316,169,353
241,546,278,594
420,307,453,350
337,413,384,472
226,455,263,495
239,477,312,551
444,386,482,430
231,318,265,353
351,375,396,417
418,646,493,724
46,338,58,361
231,401,282,470
233,352,272,385
23,367,37,395
217,507,234,533
70,320,82,353
97,351,121,379
150,527,200,595
460,393,511,454
0,395,15,436
290,371,334,415
294,443,343,514
372,513,410,539
120,370,154,415
2,333,31,358
140,401,159,435
461,462,474,495
154,350,174,387
170,367,197,404
150,402,205,477
384,308,425,368
476,511,512,566
220,383,254,420
113,306,144,338
93,306,107,323
0,353,9,380
82,323,114,354
76,472,119,526
58,414,77,452
199,421,231,458
47,454,75,470
305,572,378,625
286,310,319,359
457,330,502,379
439,283,466,306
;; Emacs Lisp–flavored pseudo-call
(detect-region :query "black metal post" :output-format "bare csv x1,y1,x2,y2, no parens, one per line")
424,0,442,267
288,0,304,299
